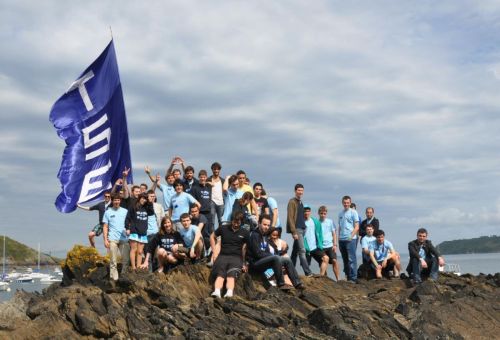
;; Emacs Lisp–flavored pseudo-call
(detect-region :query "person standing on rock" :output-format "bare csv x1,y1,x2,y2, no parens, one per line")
287,184,312,277
407,228,445,284
102,194,130,281
210,212,250,298
248,214,305,291
318,205,340,281
77,191,112,248
338,195,359,283
303,205,329,276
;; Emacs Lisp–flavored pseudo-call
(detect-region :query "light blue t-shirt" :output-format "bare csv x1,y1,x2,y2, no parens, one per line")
147,215,158,236
222,188,239,222
103,207,128,242
170,192,197,221
179,224,198,248
159,183,176,210
267,197,281,228
304,218,317,251
338,208,359,241
320,218,336,248
371,240,394,262
361,235,376,260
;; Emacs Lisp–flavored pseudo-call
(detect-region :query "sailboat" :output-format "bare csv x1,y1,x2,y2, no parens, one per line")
1,236,11,291
30,243,50,280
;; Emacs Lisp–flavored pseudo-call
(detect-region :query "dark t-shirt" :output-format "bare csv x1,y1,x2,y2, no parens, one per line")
191,183,212,213
254,197,269,216
296,201,306,230
183,178,199,195
146,231,183,255
90,201,111,224
215,224,250,256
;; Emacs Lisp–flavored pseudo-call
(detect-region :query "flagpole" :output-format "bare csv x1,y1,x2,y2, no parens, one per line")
109,26,113,40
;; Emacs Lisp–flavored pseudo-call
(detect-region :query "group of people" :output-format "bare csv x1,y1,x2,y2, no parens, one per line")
78,157,445,293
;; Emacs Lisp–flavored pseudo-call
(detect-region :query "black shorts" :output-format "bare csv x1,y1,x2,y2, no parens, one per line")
323,247,337,263
212,255,243,279
310,249,327,264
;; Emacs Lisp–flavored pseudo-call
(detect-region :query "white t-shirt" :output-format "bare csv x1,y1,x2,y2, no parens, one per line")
211,179,224,205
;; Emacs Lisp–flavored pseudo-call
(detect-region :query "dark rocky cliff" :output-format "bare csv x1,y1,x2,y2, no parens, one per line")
0,245,499,339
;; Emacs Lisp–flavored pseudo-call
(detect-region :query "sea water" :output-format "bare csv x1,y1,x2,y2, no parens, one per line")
1,253,499,303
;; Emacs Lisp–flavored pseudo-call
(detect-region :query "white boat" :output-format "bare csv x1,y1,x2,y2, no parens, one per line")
40,275,62,284
0,281,9,292
439,263,461,276
16,274,34,283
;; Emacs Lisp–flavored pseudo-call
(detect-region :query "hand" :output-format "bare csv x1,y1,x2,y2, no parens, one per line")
104,240,110,249
122,167,130,177
126,230,130,236
115,178,123,185
438,257,445,266
421,258,428,269
293,234,298,240
145,166,151,174
242,264,248,273
376,264,382,270
333,245,337,252
139,262,148,269
189,248,196,258
156,174,161,183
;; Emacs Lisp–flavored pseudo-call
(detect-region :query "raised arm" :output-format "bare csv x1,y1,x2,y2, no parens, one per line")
122,167,130,199
223,175,231,193
145,166,157,183
111,178,123,195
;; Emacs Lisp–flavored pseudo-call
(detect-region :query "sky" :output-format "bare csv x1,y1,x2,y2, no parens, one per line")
0,1,499,257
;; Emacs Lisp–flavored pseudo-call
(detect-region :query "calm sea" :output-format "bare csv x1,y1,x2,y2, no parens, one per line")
1,253,499,303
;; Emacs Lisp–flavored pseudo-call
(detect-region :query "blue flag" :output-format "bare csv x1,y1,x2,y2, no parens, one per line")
50,40,133,213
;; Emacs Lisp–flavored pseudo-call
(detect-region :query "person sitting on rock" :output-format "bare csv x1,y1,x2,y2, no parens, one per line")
178,213,204,260
141,216,184,273
247,214,304,291
210,212,250,298
303,205,329,276
369,229,401,279
360,224,376,265
268,227,293,286
407,228,445,284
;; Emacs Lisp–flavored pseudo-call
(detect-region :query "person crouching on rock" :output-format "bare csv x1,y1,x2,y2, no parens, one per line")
247,214,305,291
141,216,184,273
178,213,205,261
210,212,250,298
407,228,445,284
126,193,155,270
369,229,401,279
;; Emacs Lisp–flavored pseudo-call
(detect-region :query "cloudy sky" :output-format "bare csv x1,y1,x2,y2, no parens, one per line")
1,1,499,257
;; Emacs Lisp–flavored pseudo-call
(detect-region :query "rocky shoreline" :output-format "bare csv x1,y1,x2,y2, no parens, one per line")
0,245,499,339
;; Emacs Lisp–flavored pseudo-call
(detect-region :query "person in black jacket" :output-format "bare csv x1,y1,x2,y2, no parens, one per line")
407,228,445,283
359,207,379,240
247,214,304,291
126,193,155,270
141,216,184,273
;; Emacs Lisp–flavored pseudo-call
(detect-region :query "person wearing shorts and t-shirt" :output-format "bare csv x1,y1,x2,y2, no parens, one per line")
126,194,155,270
303,205,329,276
210,212,250,298
318,205,340,281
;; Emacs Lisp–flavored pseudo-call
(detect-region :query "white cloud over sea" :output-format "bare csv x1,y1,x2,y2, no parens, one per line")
0,1,499,256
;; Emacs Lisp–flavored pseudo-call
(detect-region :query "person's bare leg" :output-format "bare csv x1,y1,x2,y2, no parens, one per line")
212,276,224,297
284,274,293,286
157,249,167,272
136,243,145,268
129,241,138,269
88,232,96,248
320,256,329,276
332,260,340,281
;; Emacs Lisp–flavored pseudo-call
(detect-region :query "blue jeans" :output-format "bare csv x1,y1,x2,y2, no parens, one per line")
290,228,312,276
210,201,224,231
411,256,438,282
339,239,357,281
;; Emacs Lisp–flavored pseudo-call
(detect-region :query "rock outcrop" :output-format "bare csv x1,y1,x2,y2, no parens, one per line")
0,245,499,339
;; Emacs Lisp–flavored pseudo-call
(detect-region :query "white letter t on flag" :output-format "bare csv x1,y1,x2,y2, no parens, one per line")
67,70,95,111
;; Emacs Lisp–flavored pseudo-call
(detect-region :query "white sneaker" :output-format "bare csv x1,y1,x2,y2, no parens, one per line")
211,290,221,298
224,291,233,298
269,279,277,287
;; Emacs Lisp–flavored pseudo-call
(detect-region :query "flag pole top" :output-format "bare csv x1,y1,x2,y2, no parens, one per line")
109,26,113,40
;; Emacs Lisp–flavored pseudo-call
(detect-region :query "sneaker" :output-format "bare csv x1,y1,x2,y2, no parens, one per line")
206,261,213,268
279,284,293,291
224,291,234,298
294,283,305,290
211,291,221,298
305,273,314,278
269,280,277,287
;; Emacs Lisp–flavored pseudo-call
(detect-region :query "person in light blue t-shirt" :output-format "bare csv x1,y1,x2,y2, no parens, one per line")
318,206,340,281
169,180,201,229
369,229,401,279
102,195,130,281
338,195,360,282
360,224,376,264
179,213,204,260
222,175,241,222
267,196,281,230
144,167,176,213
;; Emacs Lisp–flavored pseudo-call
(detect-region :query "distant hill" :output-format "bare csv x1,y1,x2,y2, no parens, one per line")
0,236,62,266
437,235,500,255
